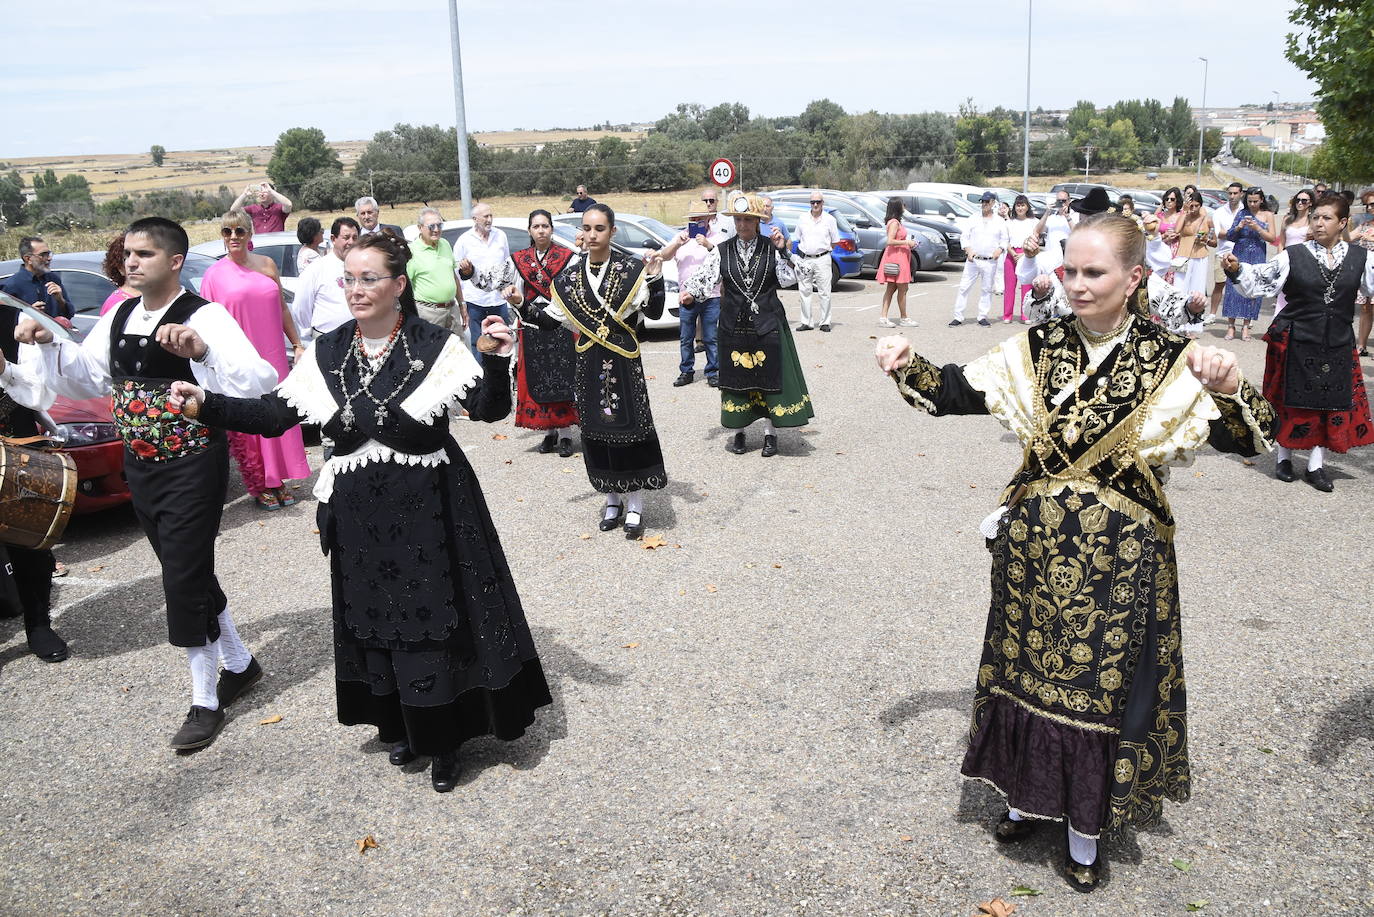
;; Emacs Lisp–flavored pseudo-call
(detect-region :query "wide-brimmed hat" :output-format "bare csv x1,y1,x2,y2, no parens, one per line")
1071,187,1113,215
685,200,716,219
726,193,768,221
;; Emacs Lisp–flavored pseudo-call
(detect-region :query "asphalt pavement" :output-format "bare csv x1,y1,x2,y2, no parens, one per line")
2,264,1371,916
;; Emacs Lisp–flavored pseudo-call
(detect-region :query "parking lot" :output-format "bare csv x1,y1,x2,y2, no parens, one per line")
2,265,1372,916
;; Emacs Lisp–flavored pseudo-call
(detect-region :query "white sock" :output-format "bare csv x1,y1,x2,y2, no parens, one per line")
1308,446,1325,471
1067,826,1098,864
216,608,252,674
761,419,777,437
559,427,573,441
1006,808,1025,821
625,492,644,518
187,644,220,710
1276,445,1292,463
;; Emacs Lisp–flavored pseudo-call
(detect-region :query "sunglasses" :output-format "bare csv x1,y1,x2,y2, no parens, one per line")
220,226,249,238
810,201,823,205
424,222,442,231
703,198,717,204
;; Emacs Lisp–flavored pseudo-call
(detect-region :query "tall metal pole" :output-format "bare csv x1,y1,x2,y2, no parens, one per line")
1268,90,1279,177
1196,57,1208,183
447,0,473,217
1022,0,1032,193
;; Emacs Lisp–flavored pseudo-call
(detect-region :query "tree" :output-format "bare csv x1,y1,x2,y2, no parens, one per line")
0,170,26,224
355,124,460,201
798,99,846,135
33,170,93,204
1165,97,1198,161
150,145,166,167
1287,1,1374,183
887,112,956,170
1064,100,1098,141
629,134,695,191
299,172,369,211
955,101,1018,175
266,127,342,191
700,103,750,142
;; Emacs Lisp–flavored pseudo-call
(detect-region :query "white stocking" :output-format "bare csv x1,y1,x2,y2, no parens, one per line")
1006,807,1025,822
186,644,220,710
1276,445,1292,463
1308,445,1325,471
625,492,644,519
216,608,252,674
602,493,622,520
1067,826,1098,864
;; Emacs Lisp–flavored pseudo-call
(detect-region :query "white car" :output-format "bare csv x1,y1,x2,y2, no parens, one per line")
404,217,680,332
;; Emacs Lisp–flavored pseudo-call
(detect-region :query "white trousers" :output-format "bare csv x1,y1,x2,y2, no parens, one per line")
797,255,832,327
954,257,998,320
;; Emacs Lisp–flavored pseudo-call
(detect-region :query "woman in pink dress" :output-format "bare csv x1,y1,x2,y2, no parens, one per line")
200,210,310,509
1154,187,1183,284
876,198,918,328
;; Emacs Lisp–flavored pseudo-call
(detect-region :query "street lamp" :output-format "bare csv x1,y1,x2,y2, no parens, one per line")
1021,0,1032,193
447,0,473,217
1268,90,1280,178
1196,57,1208,183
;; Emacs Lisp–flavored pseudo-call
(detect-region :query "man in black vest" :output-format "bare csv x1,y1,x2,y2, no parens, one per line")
18,217,279,749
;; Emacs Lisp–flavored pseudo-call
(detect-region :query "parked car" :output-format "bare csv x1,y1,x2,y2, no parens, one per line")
1119,189,1163,211
552,212,681,252
1049,182,1125,202
405,217,681,333
769,204,863,289
0,250,221,514
869,189,978,237
768,189,942,275
841,192,949,271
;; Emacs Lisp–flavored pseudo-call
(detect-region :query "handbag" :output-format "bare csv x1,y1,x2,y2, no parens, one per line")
882,262,900,278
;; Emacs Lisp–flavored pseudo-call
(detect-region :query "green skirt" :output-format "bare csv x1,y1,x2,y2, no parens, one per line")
720,323,815,429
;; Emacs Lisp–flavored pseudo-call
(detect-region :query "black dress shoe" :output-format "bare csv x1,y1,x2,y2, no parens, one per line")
795,323,813,332
25,625,69,663
170,705,226,751
623,513,646,540
537,432,558,453
389,741,417,766
216,657,262,707
431,751,460,793
558,437,575,457
726,431,747,454
673,372,694,387
598,504,625,531
1275,459,1296,482
706,376,719,388
819,324,831,332
994,815,1038,843
761,434,778,457
977,318,992,327
1063,854,1102,893
1305,466,1334,492
948,319,963,327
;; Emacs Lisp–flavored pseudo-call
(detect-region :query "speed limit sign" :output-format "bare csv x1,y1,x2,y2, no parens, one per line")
709,158,736,187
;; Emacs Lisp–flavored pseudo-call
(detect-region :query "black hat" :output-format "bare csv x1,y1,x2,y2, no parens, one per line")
1071,187,1112,215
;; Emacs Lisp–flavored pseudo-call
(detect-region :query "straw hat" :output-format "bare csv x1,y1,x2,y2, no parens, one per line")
725,193,768,221
685,200,715,219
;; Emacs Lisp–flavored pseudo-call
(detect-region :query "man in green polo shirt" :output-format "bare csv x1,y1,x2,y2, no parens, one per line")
407,207,463,332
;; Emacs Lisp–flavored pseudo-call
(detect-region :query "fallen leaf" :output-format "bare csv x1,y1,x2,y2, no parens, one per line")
622,642,640,649
1008,885,1041,897
744,562,757,569
647,375,656,380
1171,857,1192,873
1194,471,1205,477
578,533,592,540
1185,901,1208,912
355,834,378,854
772,563,782,568
641,535,667,550
868,335,877,340
814,364,823,368
834,451,846,455
975,899,1016,917
259,714,283,725
120,685,130,692
515,497,524,502
1242,459,1255,466
257,521,265,527
706,583,718,593
492,433,508,440
899,835,913,843
311,528,320,535
88,565,105,573
969,483,977,488
678,589,686,595
916,452,926,457
504,459,512,465
561,468,573,474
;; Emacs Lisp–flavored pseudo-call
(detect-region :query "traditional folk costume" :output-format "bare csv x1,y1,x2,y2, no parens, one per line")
533,249,665,537
35,290,277,747
888,315,1274,876
195,316,551,778
475,244,579,455
683,197,814,456
1228,239,1374,490
0,307,67,662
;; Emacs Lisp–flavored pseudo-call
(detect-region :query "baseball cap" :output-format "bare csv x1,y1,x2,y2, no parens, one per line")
979,191,997,203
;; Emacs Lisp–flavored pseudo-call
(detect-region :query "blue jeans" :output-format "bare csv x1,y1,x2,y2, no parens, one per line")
678,296,719,376
466,302,511,356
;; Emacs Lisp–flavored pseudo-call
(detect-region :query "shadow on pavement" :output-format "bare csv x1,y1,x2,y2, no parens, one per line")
878,688,968,728
1308,684,1374,768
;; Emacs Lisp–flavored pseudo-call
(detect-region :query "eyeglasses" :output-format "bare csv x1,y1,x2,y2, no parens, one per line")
28,250,52,259
809,200,823,206
703,198,717,204
220,226,249,238
424,222,442,232
337,274,399,290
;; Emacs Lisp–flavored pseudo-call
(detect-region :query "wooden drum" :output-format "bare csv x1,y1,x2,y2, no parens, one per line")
0,439,78,551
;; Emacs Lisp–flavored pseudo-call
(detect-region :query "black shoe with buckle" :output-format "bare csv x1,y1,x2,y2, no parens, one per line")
537,432,558,453
216,657,262,707
598,504,625,532
431,751,460,793
1305,466,1334,492
994,815,1038,843
558,437,574,457
1275,459,1296,482
1063,854,1102,893
726,431,747,454
623,512,646,540
761,434,778,457
673,372,694,387
170,705,226,751
389,741,417,766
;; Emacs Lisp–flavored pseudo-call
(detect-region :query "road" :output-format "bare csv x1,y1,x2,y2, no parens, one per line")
2,263,1371,916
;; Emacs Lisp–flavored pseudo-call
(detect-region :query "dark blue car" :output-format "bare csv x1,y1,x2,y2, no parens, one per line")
770,204,863,290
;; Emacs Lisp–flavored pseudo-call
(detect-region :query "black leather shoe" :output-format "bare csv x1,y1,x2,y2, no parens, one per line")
623,512,646,540
795,323,813,332
706,376,719,388
1305,466,1334,492
819,324,831,332
726,431,747,454
557,437,574,458
977,318,992,327
948,319,962,327
1275,459,1296,482
389,741,417,766
694,342,705,353
431,751,460,792
216,657,262,707
761,434,778,457
170,705,225,751
673,372,694,386
994,815,1038,843
25,625,69,663
1063,854,1102,893
537,433,558,453
598,504,625,531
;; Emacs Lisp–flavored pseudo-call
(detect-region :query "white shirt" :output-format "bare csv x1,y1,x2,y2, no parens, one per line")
1044,211,1076,250
455,228,511,308
710,213,736,241
0,341,56,414
963,215,1010,259
37,290,278,400
1212,201,1244,256
292,251,350,338
792,211,840,257
1007,217,1039,250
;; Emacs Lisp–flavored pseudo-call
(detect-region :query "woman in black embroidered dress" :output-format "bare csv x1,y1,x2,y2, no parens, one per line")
171,234,551,792
876,214,1274,891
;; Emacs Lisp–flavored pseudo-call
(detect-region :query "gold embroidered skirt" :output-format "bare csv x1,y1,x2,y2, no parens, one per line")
719,323,815,429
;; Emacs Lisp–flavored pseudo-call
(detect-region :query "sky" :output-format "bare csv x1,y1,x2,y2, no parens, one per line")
3,0,1319,158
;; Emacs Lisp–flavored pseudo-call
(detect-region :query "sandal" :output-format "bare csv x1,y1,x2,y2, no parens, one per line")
1241,327,1252,343
255,491,282,510
1223,328,1235,341
276,487,297,507
52,561,68,578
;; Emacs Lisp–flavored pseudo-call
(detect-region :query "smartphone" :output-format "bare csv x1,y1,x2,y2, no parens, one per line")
688,222,707,239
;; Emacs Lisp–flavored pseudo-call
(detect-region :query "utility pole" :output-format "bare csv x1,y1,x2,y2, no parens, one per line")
1196,57,1209,183
447,0,473,217
1083,146,1094,179
1022,0,1032,193
1268,90,1280,178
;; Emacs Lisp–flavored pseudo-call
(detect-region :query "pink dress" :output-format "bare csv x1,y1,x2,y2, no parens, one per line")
878,220,912,284
200,258,310,496
1155,209,1181,284
100,289,133,316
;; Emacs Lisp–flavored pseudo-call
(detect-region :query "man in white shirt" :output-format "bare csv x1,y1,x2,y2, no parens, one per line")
793,193,841,331
456,203,512,355
291,217,359,343
1041,189,1077,252
1208,182,1246,322
950,192,1009,327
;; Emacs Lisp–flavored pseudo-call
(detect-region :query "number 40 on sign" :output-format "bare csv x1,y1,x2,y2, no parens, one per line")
710,158,735,187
